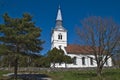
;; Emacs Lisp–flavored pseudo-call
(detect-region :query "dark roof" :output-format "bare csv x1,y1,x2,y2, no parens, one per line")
65,44,97,55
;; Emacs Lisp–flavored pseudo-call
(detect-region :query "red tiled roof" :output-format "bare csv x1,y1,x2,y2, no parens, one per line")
65,44,96,55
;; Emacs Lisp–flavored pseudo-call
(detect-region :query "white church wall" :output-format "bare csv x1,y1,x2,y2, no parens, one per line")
50,52,112,68
52,31,67,41
51,30,67,49
50,63,66,68
53,54,112,68
108,57,112,66
103,56,112,67
67,54,98,68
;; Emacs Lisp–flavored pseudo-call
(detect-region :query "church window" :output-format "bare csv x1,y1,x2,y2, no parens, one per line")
58,33,62,40
59,45,61,49
106,60,108,65
73,57,77,65
59,63,61,65
82,57,85,65
90,57,93,65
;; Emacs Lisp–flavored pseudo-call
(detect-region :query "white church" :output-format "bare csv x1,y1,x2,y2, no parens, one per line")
51,6,112,68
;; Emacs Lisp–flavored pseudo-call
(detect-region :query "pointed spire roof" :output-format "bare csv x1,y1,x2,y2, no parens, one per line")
56,5,62,21
54,5,66,31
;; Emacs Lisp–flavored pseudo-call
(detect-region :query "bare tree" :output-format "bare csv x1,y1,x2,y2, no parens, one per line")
113,41,120,68
76,16,120,77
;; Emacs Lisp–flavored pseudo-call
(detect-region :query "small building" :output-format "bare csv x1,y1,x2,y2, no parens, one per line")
51,6,112,68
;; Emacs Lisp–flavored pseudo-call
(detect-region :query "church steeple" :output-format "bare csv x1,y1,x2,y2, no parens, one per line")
51,5,67,49
56,5,62,21
55,5,66,31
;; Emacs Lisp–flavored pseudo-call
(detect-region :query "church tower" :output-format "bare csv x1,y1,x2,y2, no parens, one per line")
51,6,67,50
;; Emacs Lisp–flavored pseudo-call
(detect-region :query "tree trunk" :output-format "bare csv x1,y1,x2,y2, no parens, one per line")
14,57,18,80
8,62,11,71
96,66,102,77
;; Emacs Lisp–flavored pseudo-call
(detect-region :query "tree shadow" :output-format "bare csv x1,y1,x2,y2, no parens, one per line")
72,71,97,78
10,73,51,80
102,71,120,76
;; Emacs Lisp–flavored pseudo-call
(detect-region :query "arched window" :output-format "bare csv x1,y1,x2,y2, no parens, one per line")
59,45,61,49
90,57,93,65
73,57,77,65
58,33,62,40
82,57,85,65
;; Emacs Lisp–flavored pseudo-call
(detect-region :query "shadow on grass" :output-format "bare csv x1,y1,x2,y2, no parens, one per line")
102,70,120,76
10,73,51,80
72,70,120,80
72,71,97,78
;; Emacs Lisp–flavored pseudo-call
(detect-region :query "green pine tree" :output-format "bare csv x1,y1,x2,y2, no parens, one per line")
0,13,44,80
47,47,72,68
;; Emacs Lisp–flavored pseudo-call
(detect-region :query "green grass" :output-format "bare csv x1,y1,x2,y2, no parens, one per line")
0,68,120,80
46,70,95,80
46,69,120,80
0,70,11,79
0,70,9,77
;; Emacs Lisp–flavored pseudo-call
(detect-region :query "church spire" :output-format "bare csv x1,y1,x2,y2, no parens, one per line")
56,5,62,21
55,5,66,31
51,5,67,50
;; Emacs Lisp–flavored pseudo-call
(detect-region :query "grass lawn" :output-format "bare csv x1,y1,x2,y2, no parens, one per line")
46,68,120,80
0,68,120,80
0,70,10,77
0,70,11,79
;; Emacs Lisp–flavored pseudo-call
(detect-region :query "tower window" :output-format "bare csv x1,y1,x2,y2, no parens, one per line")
58,33,62,40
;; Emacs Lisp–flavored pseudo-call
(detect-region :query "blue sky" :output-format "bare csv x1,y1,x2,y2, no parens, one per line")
0,0,120,54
